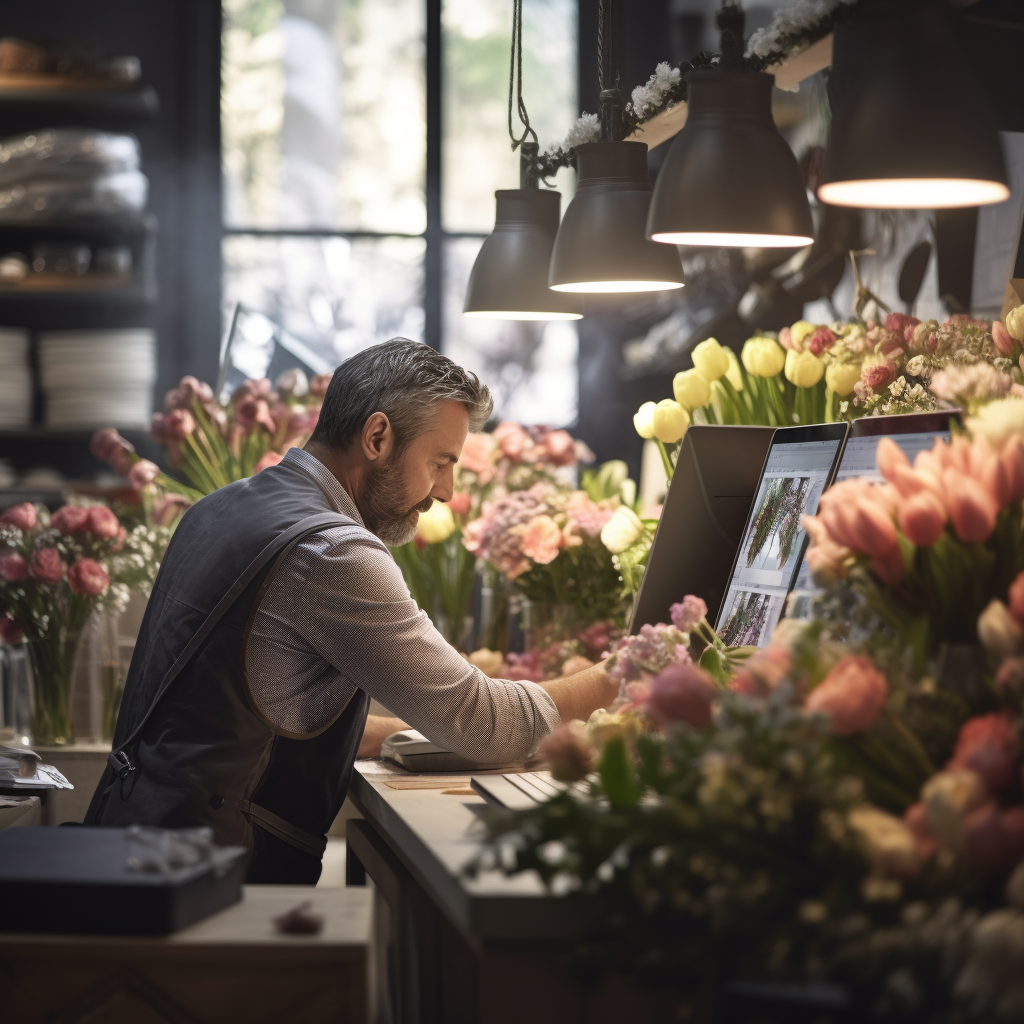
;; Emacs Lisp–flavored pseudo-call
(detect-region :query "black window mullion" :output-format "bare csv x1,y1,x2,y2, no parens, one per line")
424,0,443,351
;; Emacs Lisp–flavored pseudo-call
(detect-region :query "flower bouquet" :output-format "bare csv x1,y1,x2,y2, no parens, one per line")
90,369,328,523
0,501,167,744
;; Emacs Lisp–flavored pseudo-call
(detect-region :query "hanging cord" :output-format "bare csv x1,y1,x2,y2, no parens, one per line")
597,0,623,142
717,1,745,70
507,0,539,185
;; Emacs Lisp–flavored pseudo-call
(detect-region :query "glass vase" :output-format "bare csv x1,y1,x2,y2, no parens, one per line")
26,628,84,746
519,600,581,654
477,566,510,654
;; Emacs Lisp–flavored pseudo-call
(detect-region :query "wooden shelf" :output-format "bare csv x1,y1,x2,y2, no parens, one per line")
0,75,158,120
0,213,155,239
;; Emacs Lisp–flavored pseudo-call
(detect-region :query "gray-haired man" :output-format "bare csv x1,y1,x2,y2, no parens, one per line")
86,339,617,883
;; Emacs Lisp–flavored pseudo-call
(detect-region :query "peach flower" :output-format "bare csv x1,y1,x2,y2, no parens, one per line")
539,721,596,782
457,432,496,480
517,515,564,565
804,655,888,736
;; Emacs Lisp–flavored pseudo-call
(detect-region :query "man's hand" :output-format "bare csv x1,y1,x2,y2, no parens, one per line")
358,715,409,758
539,661,619,725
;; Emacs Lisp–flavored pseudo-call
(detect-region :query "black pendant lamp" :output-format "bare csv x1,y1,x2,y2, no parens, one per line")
818,1,1008,209
462,3,583,320
646,3,813,248
547,0,684,294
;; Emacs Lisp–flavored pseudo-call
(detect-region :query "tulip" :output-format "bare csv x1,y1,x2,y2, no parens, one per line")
165,408,196,441
724,349,744,391
789,320,815,349
921,769,987,849
128,459,161,490
538,721,597,782
897,490,947,546
467,648,505,678
588,708,642,747
67,558,110,597
646,663,716,729
848,805,924,880
977,600,1024,658
652,399,689,443
967,397,1024,447
633,401,656,440
690,338,730,382
416,500,457,545
1001,436,1024,503
784,348,824,388
672,369,711,411
740,336,785,378
1006,304,1024,343
876,438,909,482
850,500,899,558
600,506,643,554
0,502,37,532
993,319,1017,356
945,470,998,543
948,713,1022,792
254,451,284,474
804,655,888,736
31,547,64,584
825,360,863,398
0,553,28,582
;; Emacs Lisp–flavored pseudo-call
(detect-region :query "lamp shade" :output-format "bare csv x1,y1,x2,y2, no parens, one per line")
548,141,684,293
463,189,583,320
646,70,814,247
818,3,1008,209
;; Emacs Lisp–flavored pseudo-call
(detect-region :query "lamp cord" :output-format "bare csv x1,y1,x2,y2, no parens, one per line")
507,0,538,153
717,1,745,70
597,0,622,142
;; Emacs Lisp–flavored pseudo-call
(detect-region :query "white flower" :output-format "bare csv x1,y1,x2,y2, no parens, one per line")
563,113,600,151
967,397,1024,446
889,375,906,398
600,507,643,554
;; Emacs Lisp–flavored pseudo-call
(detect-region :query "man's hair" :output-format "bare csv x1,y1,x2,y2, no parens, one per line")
310,338,493,453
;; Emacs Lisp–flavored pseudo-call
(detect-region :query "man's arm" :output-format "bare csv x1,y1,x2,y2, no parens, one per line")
358,714,408,758
539,661,619,724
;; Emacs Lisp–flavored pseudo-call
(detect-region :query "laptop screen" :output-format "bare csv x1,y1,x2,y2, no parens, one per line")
715,428,845,648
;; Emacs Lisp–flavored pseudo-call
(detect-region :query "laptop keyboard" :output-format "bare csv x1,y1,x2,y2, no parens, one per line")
471,771,588,809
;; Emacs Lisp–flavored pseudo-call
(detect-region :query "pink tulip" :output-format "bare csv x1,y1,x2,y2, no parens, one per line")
128,459,161,490
0,613,23,644
1001,436,1024,503
448,492,471,517
310,373,332,397
0,553,29,582
30,547,64,584
948,435,973,475
151,494,192,527
51,505,91,535
876,437,910,482
646,663,716,729
944,470,998,543
851,499,899,558
254,451,284,473
1,502,37,532
804,655,888,736
150,412,170,444
165,409,196,441
993,319,1016,356
67,558,110,597
983,457,1012,508
870,550,906,586
948,713,1021,792
897,490,947,546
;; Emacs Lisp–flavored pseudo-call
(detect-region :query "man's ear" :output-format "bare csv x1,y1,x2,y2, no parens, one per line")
361,412,394,463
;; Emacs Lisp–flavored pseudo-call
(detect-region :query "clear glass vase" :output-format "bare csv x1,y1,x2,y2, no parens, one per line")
26,628,84,746
519,600,581,654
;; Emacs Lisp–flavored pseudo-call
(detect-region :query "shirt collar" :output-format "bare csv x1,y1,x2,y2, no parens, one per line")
283,447,365,527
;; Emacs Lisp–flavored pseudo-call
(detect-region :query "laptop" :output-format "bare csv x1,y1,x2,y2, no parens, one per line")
715,422,848,648
629,425,776,632
786,410,958,618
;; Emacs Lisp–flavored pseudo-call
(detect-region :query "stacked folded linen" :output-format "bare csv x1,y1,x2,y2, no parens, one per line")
0,328,32,427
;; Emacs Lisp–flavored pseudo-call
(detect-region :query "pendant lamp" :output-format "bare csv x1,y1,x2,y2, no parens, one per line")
464,187,583,320
461,1,583,320
818,2,1008,209
646,4,813,248
549,140,685,293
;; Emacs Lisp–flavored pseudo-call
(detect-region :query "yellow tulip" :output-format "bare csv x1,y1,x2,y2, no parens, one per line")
784,348,824,388
691,337,730,382
600,506,643,554
672,368,711,410
724,348,744,391
825,359,863,398
652,399,690,443
741,337,785,378
790,320,815,349
416,500,456,544
633,401,657,439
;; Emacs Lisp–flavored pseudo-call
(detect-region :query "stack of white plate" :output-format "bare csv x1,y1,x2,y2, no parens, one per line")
39,329,155,428
0,328,31,428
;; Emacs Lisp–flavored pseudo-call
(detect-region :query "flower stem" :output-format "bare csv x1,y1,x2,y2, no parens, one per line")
655,439,674,482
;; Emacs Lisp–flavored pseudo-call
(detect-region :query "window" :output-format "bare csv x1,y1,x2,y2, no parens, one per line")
221,0,579,423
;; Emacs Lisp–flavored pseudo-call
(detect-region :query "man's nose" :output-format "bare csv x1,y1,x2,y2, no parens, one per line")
431,465,455,503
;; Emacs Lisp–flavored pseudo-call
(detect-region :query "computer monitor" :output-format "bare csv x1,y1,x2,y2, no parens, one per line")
629,425,776,632
715,422,848,647
786,410,959,618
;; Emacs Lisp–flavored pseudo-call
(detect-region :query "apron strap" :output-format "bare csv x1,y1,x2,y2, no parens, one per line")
247,801,328,858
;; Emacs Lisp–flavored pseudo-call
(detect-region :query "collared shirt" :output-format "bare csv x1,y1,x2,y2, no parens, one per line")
244,447,559,762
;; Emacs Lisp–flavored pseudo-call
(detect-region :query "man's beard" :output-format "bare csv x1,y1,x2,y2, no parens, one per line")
359,455,432,546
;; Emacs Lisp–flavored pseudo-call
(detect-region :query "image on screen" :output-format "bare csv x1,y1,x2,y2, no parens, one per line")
716,436,843,647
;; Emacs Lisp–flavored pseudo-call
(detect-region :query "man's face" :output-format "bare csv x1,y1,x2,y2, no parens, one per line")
360,401,469,546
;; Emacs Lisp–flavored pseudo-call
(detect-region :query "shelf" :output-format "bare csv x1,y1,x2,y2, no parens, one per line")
0,428,150,440
0,213,155,239
0,76,158,120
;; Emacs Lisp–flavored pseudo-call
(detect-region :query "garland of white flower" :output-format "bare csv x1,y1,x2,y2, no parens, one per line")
529,0,855,182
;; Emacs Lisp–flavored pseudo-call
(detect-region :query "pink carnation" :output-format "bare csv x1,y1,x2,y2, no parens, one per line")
31,547,64,585
670,595,707,632
51,505,91,535
804,655,888,736
0,553,28,582
67,558,110,597
517,515,564,565
1,502,37,532
948,713,1021,792
646,663,716,729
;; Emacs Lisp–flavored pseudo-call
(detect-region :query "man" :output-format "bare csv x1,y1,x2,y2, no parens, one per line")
86,339,618,883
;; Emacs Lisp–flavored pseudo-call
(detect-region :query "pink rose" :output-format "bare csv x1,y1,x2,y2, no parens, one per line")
128,459,161,490
948,713,1021,792
897,490,946,547
310,374,332,398
993,319,1017,356
493,422,529,462
670,595,708,633
165,409,196,441
538,721,596,782
254,451,284,473
646,663,716,729
944,470,998,543
862,362,894,390
448,492,471,517
1,502,37,532
31,547,64,584
87,506,121,540
151,494,192,527
806,326,836,356
0,613,23,644
67,558,110,597
0,553,29,581
542,429,577,467
804,655,888,736
51,505,91,535
518,515,564,565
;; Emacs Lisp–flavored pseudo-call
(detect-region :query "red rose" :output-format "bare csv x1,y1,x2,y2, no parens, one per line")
0,613,23,643
86,506,121,540
31,547,65,585
51,505,91,535
1,502,37,532
862,363,894,391
67,558,110,597
0,553,29,582
806,326,836,356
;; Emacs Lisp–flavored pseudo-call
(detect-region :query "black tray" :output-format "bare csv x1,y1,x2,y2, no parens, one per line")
0,826,247,935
